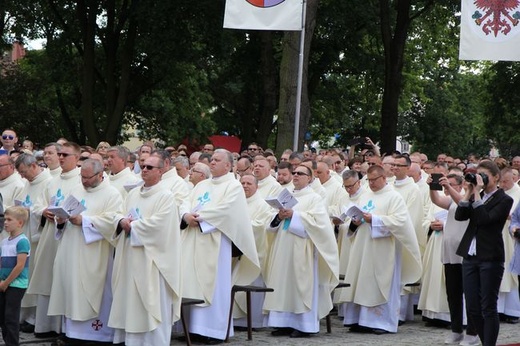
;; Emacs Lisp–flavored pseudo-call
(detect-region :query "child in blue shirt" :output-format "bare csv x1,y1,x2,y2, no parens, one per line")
0,206,30,346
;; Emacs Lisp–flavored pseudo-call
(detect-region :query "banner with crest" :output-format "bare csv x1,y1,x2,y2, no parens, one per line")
459,0,520,61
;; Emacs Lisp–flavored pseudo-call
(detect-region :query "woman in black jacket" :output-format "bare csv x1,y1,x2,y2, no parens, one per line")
455,160,513,346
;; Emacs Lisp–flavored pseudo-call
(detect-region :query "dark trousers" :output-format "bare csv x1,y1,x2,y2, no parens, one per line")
0,287,26,346
444,263,477,335
462,258,503,346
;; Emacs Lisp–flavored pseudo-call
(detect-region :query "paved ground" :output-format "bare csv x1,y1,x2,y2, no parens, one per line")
11,312,520,346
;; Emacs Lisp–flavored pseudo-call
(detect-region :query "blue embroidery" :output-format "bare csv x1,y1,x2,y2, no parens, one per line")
54,189,64,206
197,192,211,206
80,199,86,207
22,195,33,208
363,200,375,213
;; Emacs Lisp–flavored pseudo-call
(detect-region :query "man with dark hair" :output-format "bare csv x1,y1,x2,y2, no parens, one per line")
28,142,82,337
336,165,421,335
110,155,182,345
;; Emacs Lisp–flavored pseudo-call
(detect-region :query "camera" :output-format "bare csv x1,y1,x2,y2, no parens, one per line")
464,172,489,186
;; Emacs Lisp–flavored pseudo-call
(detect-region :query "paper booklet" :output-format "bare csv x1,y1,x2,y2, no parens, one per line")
47,195,86,219
265,188,298,209
331,203,364,223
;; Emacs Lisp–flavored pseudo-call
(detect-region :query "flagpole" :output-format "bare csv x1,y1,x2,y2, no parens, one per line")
292,0,306,152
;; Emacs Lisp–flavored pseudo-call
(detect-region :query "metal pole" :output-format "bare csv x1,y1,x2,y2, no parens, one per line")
292,0,306,152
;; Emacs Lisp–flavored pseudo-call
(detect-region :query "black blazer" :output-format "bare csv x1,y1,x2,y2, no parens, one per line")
455,188,513,262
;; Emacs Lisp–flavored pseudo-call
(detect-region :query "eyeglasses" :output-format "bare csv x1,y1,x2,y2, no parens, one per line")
79,156,89,161
80,172,101,179
141,165,160,170
190,169,204,175
58,152,73,157
391,164,408,167
292,171,309,176
237,166,251,173
367,162,377,166
344,181,359,189
367,175,384,182
335,161,342,165
2,135,14,140
364,153,374,157
248,147,258,151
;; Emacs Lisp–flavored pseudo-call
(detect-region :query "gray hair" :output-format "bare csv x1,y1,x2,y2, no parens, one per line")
15,153,37,169
45,142,62,152
215,148,233,165
172,156,189,168
107,146,130,161
82,159,104,175
193,162,211,178
342,169,359,181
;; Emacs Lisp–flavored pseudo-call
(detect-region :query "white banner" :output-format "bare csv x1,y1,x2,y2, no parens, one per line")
459,0,520,61
224,0,303,31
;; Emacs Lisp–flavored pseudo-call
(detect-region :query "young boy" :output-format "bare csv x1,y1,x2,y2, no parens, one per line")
0,206,30,346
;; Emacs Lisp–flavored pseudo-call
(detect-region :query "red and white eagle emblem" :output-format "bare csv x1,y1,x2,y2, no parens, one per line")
472,0,520,36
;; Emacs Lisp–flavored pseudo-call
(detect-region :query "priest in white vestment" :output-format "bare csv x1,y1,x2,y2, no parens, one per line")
152,149,190,218
254,157,283,199
233,174,275,328
43,143,63,178
48,159,122,344
27,142,82,336
391,155,425,323
0,153,25,221
181,149,260,344
109,155,181,346
107,146,142,197
336,165,422,334
333,170,367,302
498,169,520,320
14,154,52,330
263,165,339,338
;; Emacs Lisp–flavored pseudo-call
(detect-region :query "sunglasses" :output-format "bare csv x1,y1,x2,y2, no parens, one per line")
141,165,160,170
58,152,73,157
2,135,14,140
292,171,309,176
248,148,258,151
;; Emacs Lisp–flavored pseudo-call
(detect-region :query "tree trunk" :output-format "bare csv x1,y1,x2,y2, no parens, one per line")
256,31,278,150
379,0,433,155
78,0,98,145
275,0,318,155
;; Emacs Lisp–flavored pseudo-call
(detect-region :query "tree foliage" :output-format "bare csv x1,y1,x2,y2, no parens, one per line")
1,0,517,160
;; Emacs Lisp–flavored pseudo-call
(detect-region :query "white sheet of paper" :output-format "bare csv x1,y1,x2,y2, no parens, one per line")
265,188,298,209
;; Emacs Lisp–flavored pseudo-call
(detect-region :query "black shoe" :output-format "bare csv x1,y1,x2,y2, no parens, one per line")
505,317,519,324
234,326,248,332
35,331,60,338
398,320,406,326
19,321,35,333
271,327,293,336
201,336,224,345
373,328,389,335
289,329,311,338
349,324,373,333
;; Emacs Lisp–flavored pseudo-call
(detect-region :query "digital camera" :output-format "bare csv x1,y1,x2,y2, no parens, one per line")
464,172,489,186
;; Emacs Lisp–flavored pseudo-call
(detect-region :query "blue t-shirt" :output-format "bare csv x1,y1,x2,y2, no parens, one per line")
0,234,30,289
